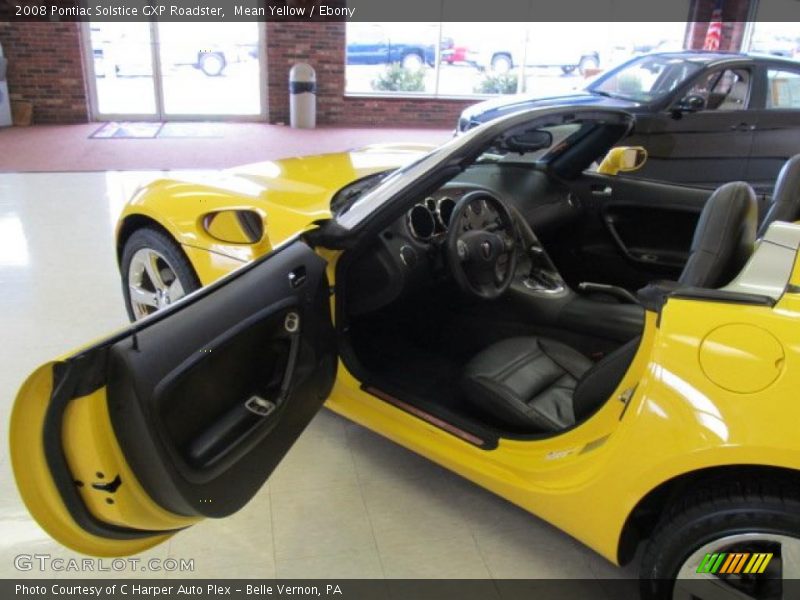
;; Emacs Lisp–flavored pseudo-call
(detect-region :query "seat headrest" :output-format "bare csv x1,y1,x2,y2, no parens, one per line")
758,154,800,238
718,80,749,110
679,181,757,289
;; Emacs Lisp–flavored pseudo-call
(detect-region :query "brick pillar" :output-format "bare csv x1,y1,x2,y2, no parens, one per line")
0,22,89,124
265,21,347,125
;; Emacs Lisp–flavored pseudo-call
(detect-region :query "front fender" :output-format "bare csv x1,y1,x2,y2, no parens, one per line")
118,179,281,263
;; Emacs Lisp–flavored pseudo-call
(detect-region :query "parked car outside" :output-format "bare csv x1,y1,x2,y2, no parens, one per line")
468,24,602,75
457,51,800,192
442,44,472,65
90,24,256,78
346,23,438,70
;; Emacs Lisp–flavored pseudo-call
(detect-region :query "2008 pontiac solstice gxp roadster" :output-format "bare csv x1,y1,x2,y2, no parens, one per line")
11,106,800,599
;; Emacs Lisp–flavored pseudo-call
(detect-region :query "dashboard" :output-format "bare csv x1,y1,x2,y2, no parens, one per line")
346,184,499,315
345,166,576,316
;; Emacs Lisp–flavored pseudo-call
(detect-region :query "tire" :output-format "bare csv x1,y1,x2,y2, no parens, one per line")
120,227,201,322
199,52,226,77
578,55,599,76
491,53,513,74
561,65,577,75
640,476,800,600
401,52,424,71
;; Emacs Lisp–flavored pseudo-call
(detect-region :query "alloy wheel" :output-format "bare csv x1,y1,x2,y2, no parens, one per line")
127,248,186,320
673,533,800,600
402,53,424,71
491,55,512,74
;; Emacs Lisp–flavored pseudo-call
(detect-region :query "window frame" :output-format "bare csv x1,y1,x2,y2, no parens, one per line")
667,61,756,113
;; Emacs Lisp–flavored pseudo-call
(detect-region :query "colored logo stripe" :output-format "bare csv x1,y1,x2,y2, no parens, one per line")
697,552,773,574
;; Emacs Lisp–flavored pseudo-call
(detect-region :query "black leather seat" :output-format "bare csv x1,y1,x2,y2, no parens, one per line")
677,181,758,288
461,336,639,431
462,181,758,432
758,154,800,238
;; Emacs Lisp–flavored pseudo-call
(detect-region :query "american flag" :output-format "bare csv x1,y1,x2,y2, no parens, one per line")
704,0,724,51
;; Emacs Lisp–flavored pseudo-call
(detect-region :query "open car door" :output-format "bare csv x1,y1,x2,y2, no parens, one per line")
10,241,337,556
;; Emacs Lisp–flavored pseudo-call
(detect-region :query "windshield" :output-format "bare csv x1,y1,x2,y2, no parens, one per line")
588,55,703,102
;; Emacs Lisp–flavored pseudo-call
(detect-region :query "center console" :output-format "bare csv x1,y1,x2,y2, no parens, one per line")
520,242,568,295
510,232,644,343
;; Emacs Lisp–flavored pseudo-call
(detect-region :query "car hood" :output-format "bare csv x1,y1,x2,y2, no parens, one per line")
460,91,640,127
230,144,432,240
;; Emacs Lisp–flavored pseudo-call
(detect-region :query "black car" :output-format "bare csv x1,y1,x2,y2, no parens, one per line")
457,51,800,192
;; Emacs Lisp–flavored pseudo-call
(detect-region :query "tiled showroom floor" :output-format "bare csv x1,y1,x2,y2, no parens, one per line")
0,171,637,585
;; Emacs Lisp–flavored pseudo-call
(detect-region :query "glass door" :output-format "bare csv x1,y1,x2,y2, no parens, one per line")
85,22,264,120
87,23,158,117
157,23,263,117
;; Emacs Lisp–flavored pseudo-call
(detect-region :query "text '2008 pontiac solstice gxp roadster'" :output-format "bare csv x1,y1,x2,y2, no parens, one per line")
11,105,800,599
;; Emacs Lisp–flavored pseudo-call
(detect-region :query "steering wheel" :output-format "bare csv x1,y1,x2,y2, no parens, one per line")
446,190,519,300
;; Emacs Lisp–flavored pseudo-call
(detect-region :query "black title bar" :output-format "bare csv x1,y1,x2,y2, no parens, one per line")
3,0,800,23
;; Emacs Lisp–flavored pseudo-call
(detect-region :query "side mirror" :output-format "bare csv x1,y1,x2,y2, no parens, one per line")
619,147,647,171
676,93,706,113
596,146,648,175
202,209,267,245
505,129,553,153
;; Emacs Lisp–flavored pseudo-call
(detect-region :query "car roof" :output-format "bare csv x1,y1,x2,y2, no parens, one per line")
647,50,800,68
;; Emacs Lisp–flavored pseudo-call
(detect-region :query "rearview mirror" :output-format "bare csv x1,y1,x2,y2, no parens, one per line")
596,146,648,175
505,129,553,153
202,209,267,245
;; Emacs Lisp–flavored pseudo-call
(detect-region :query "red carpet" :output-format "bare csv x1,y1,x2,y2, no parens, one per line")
0,123,452,172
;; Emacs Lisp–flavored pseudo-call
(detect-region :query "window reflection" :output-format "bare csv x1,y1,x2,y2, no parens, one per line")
0,215,30,267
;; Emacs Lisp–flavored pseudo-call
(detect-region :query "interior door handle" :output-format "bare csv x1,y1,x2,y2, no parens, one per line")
591,185,613,197
730,122,756,131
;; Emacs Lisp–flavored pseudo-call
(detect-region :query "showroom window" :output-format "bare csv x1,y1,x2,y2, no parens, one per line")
748,0,800,61
344,20,689,98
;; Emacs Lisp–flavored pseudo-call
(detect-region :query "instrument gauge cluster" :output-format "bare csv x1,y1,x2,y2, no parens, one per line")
405,191,463,242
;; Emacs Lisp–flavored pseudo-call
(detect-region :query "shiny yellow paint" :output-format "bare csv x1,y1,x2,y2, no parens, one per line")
63,388,200,533
117,144,431,283
182,244,256,286
10,363,197,557
698,324,784,393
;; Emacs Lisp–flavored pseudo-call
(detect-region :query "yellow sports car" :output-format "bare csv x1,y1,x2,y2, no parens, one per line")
11,106,800,600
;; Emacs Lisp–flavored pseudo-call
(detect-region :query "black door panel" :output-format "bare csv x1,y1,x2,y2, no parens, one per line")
551,174,713,290
603,204,698,268
106,241,336,518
